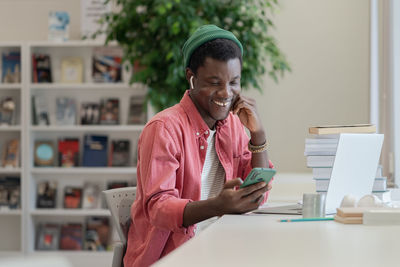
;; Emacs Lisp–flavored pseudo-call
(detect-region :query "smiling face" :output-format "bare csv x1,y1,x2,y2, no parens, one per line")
187,57,241,129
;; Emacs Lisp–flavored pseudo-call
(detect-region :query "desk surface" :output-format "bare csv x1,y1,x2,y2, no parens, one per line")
154,212,400,267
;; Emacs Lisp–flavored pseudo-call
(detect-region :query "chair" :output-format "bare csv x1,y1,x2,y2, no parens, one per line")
103,187,137,267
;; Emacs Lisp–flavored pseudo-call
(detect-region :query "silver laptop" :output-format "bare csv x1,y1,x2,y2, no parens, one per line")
254,134,384,215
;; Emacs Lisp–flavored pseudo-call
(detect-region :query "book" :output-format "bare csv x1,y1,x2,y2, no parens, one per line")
63,186,82,209
56,97,77,125
32,54,52,83
312,165,383,179
36,223,60,250
59,223,83,250
128,96,146,124
2,139,19,168
0,177,20,210
32,94,50,125
60,57,83,83
306,155,335,168
315,177,387,192
107,181,128,189
36,181,57,208
2,51,21,83
309,124,376,135
85,217,110,251
48,11,70,42
82,135,108,167
109,140,130,167
82,182,101,209
58,138,79,167
99,98,119,125
0,97,16,125
34,141,55,167
92,47,122,83
80,102,100,125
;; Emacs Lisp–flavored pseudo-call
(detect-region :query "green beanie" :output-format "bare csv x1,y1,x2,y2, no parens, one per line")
182,24,243,68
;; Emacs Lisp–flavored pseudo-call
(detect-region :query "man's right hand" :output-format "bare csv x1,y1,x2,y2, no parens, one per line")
212,178,269,215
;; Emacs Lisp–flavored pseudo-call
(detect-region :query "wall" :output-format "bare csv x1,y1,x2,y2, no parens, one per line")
0,0,371,173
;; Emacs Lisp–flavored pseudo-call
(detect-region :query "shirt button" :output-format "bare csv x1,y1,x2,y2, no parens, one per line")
196,132,200,136
200,146,204,150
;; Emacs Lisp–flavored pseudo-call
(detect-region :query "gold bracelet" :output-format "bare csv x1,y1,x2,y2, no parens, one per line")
248,140,268,153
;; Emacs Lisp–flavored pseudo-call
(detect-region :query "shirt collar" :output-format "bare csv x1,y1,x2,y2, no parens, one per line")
180,90,229,136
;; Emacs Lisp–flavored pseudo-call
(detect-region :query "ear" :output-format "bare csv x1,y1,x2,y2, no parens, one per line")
185,68,194,87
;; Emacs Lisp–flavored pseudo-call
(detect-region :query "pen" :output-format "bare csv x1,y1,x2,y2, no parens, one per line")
280,217,334,222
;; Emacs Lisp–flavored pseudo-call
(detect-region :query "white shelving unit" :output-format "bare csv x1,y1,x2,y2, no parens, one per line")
0,41,148,267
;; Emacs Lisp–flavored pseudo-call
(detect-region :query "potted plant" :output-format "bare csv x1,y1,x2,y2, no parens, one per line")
99,0,290,111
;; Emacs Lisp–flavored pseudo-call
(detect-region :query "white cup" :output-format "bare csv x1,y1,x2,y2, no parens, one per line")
302,193,326,218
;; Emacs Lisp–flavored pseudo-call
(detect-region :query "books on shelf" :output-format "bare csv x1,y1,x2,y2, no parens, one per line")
0,97,16,125
82,182,101,209
34,140,55,167
36,223,60,250
32,94,50,125
2,139,19,168
59,223,83,250
82,135,108,167
60,57,83,83
2,51,21,83
36,181,57,209
309,124,376,135
80,102,100,125
128,96,146,125
0,177,20,210
48,11,70,42
56,97,77,125
92,47,122,83
99,98,119,125
109,140,130,167
58,138,79,167
32,54,52,83
107,181,128,189
63,186,83,209
84,217,110,251
315,177,387,192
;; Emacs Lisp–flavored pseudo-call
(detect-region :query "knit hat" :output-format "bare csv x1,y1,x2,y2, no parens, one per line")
182,24,243,68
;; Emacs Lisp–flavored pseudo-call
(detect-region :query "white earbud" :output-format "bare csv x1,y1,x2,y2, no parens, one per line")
190,76,194,89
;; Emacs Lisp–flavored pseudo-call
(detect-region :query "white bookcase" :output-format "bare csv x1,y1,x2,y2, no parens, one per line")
0,41,148,266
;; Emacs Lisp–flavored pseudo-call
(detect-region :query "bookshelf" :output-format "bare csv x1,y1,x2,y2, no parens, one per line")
0,41,148,266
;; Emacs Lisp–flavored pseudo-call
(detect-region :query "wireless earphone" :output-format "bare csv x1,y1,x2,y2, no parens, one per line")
190,76,194,89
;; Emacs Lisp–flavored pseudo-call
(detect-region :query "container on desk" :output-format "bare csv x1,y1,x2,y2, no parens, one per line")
302,193,326,218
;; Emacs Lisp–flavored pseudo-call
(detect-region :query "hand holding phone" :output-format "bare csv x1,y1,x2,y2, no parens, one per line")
240,168,276,188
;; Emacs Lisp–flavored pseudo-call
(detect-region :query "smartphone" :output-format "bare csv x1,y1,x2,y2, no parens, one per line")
240,168,276,188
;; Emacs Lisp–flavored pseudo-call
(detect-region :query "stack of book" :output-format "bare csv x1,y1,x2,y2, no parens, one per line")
305,124,389,200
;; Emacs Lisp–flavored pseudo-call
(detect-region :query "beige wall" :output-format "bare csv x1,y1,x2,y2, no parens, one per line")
0,0,371,173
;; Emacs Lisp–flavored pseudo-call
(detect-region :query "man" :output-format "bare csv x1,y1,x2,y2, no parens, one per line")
124,25,273,267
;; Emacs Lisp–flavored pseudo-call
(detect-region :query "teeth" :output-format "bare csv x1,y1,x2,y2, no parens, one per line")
213,100,229,107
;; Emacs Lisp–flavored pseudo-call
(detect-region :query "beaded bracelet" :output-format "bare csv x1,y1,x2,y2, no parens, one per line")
248,140,268,153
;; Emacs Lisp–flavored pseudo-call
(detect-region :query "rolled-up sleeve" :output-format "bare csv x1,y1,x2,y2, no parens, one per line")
138,121,191,233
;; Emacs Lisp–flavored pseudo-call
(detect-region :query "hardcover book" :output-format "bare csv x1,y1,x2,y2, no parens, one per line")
36,180,57,209
82,182,101,209
63,186,82,209
107,181,128,190
128,96,146,125
60,57,83,83
59,223,83,250
99,98,119,125
56,97,77,125
92,47,122,83
34,141,55,167
0,97,16,125
85,217,110,251
36,223,60,250
82,135,108,167
109,140,130,167
48,11,70,42
80,102,100,125
58,138,79,167
32,94,50,125
2,139,19,168
32,54,52,83
309,124,376,135
2,51,21,83
0,177,20,209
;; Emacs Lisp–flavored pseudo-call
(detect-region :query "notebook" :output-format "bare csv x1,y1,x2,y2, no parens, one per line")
254,134,384,215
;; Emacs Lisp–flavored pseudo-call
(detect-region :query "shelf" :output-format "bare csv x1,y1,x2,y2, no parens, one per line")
0,125,21,131
0,83,21,90
29,83,146,91
30,209,111,217
0,209,22,216
0,167,21,174
30,125,145,132
31,167,137,175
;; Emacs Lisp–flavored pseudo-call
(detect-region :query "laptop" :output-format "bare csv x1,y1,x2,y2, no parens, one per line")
254,134,384,215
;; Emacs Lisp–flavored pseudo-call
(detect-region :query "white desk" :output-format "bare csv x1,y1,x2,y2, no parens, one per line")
154,213,400,267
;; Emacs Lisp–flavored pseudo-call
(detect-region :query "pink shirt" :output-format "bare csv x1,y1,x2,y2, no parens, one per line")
124,91,273,267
